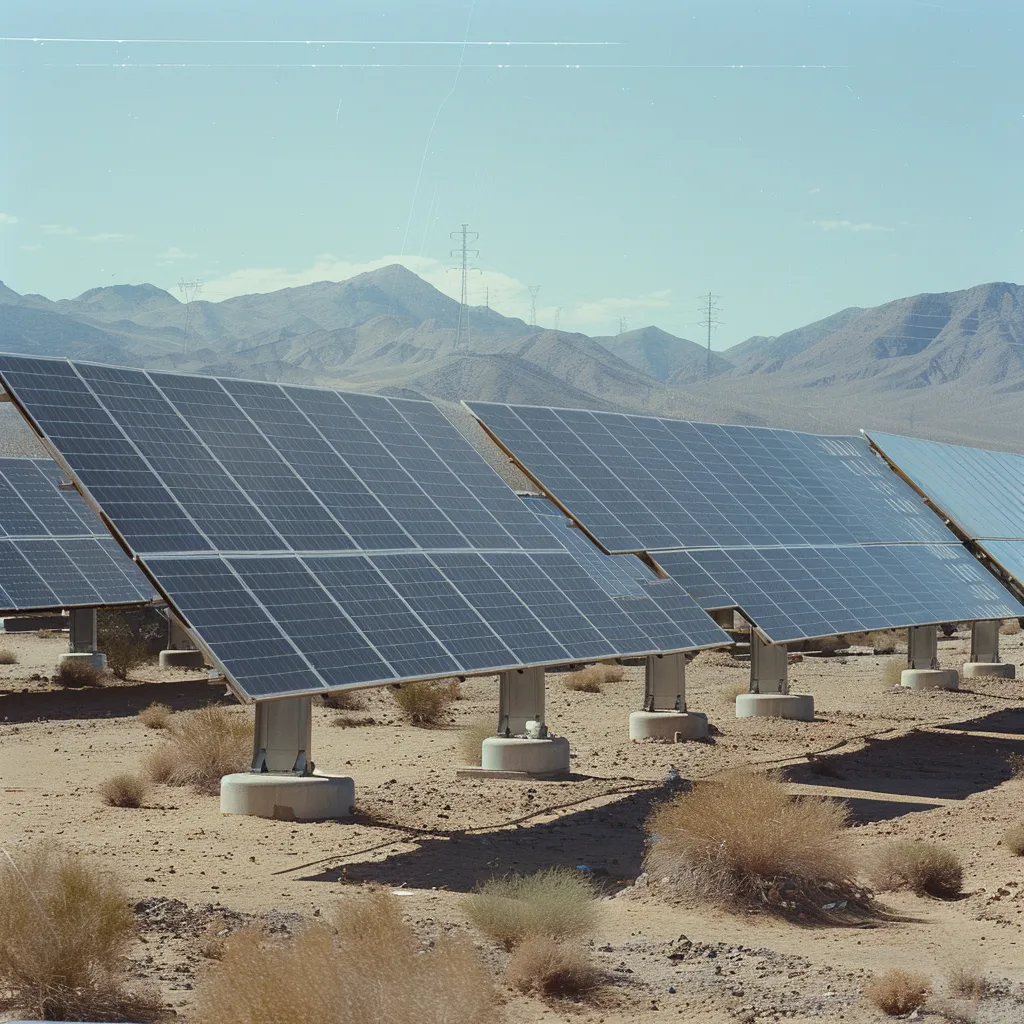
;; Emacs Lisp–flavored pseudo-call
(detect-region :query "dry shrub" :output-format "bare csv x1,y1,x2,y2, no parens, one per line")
1007,752,1024,779
53,658,106,688
804,634,847,656
98,772,150,808
1001,823,1024,856
459,717,495,765
1000,619,1021,636
138,702,172,729
331,712,366,728
0,648,18,665
946,964,991,1001
505,935,602,1000
882,657,905,688
871,840,963,899
725,680,749,703
694,648,742,669
192,889,496,1024
390,679,461,725
322,689,364,711
864,968,931,1015
564,663,625,693
98,608,161,680
0,846,162,1022
145,705,250,794
870,629,903,654
644,770,859,915
463,868,598,949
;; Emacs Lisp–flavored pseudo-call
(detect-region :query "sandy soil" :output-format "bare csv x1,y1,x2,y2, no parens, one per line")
2,627,1024,1022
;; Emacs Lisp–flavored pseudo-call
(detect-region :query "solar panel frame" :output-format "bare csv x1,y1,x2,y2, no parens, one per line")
0,356,730,700
466,402,1024,644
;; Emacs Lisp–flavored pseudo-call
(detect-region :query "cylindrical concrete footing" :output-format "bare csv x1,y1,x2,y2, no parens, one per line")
962,662,1015,680
159,649,206,670
59,651,107,671
220,772,354,821
629,710,708,742
900,668,959,691
735,693,814,721
480,736,570,775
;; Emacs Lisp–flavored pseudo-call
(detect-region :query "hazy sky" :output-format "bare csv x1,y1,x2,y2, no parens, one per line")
1,0,1022,348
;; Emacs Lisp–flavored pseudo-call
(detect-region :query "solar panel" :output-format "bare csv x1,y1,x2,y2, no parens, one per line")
467,403,1024,643
866,431,1024,601
0,457,154,614
0,356,729,700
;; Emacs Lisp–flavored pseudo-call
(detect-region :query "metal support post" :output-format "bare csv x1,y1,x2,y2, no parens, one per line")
750,634,788,694
644,652,686,712
68,607,98,653
907,625,939,670
497,666,547,738
970,620,1000,665
251,696,313,775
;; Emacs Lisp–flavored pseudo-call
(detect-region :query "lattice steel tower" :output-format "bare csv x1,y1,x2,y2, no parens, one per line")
699,292,722,380
449,224,480,351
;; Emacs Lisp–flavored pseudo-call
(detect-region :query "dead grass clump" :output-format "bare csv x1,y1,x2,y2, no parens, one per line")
1001,823,1024,856
0,648,18,665
0,846,162,1022
322,688,364,711
1000,619,1021,636
459,718,495,765
1007,752,1024,779
390,679,461,725
871,840,963,899
463,868,598,948
505,935,602,1000
98,772,150,808
725,680,749,703
563,662,624,693
644,770,860,916
946,964,991,1001
882,657,905,688
192,890,495,1024
695,648,743,669
52,658,106,688
138,702,172,729
144,705,250,794
864,968,931,1015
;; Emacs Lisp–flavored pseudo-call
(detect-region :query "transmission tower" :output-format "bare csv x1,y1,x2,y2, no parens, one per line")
699,292,723,380
554,306,562,331
527,285,541,327
177,278,203,353
617,316,628,335
448,224,480,351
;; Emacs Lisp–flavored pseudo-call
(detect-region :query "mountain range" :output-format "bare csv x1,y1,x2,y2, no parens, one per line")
1,268,1022,455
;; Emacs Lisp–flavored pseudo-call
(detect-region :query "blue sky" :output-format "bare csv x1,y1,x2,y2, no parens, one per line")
1,0,1021,348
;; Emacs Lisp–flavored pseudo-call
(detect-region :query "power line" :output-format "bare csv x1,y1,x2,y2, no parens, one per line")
528,285,541,327
698,292,722,380
448,224,480,351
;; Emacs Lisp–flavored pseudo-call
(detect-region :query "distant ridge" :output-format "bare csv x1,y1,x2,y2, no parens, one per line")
1,270,1022,451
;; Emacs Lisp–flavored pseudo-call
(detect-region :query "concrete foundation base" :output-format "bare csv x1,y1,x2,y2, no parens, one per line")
59,651,107,671
735,692,814,720
629,710,708,742
220,772,354,821
900,668,959,691
962,662,1016,680
159,648,206,670
480,735,570,776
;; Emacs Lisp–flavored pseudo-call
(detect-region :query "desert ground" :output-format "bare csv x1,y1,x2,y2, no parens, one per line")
2,626,1023,1023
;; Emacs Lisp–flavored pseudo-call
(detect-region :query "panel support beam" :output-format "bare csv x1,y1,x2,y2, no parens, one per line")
220,695,354,820
963,619,1015,680
476,667,570,776
629,653,708,741
736,635,813,720
61,607,107,671
901,625,959,690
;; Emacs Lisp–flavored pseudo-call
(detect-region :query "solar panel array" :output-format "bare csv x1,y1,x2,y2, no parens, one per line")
0,457,154,614
0,356,729,700
467,403,1024,642
867,431,1024,597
